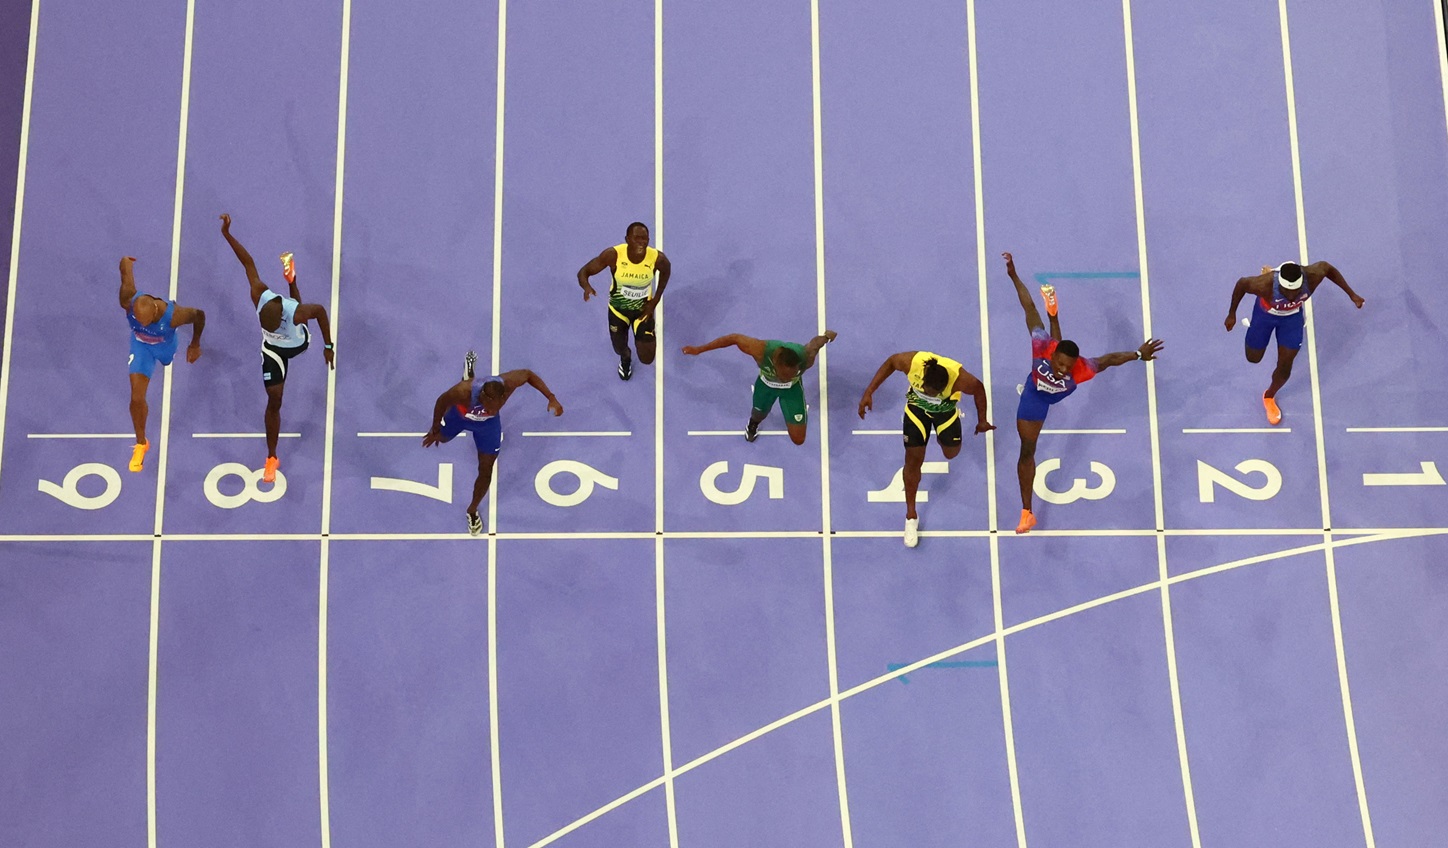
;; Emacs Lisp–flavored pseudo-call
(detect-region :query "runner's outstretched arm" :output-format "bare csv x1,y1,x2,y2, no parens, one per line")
802,330,837,369
1003,252,1046,336
1091,338,1163,373
219,214,268,305
1306,260,1365,308
858,352,913,418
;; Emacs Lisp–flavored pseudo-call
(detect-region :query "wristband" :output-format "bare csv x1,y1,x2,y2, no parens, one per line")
324,343,334,350
1135,350,1143,361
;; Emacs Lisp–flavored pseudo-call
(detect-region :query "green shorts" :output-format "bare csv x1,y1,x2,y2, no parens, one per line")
751,377,807,426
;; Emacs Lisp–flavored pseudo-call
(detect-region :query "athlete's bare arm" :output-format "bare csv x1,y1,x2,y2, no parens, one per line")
858,352,915,418
1003,252,1048,337
1225,272,1273,331
292,303,335,368
219,214,268,307
802,330,837,369
500,369,563,416
640,252,671,320
681,334,766,362
1306,260,1365,308
423,382,472,446
576,247,617,302
1091,338,1163,373
950,370,995,434
118,256,139,311
169,304,206,363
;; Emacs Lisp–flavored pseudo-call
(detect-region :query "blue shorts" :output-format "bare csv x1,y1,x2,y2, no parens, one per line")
1016,383,1071,422
128,336,178,378
1244,302,1305,351
440,406,502,455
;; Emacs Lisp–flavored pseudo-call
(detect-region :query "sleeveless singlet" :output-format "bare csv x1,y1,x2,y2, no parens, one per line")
257,290,308,348
906,352,963,413
610,243,658,311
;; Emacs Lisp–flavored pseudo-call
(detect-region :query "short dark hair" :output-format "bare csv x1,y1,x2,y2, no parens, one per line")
481,380,506,398
775,347,801,368
1279,262,1303,283
921,358,950,394
626,222,648,238
1057,339,1080,358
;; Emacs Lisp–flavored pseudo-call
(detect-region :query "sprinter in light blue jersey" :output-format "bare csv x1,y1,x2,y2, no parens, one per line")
220,214,334,483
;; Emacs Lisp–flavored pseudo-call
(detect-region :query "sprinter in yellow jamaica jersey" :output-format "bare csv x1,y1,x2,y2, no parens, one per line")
576,222,674,381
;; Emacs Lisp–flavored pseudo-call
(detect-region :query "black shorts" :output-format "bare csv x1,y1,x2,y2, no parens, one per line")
903,403,962,449
607,304,656,341
261,327,309,388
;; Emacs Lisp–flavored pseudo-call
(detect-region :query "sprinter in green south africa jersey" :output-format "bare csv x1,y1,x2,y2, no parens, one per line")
681,330,838,445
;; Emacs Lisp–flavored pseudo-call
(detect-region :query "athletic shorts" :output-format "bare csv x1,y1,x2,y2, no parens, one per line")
440,406,503,455
751,378,808,426
1015,383,1065,423
1244,300,1305,351
261,326,310,388
903,403,962,448
607,303,656,342
129,335,178,379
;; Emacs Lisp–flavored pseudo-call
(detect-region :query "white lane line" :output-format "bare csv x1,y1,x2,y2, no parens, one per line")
687,429,787,436
317,0,354,843
191,432,301,439
653,0,677,841
0,0,41,489
27,433,135,439
357,431,426,437
520,430,631,437
1346,426,1448,433
488,1,509,844
1437,0,1448,148
148,4,197,846
1121,1,1200,844
1182,427,1291,434
1277,1,1374,843
527,529,1433,848
964,0,1024,843
1041,428,1126,435
4,526,1438,544
809,1,852,844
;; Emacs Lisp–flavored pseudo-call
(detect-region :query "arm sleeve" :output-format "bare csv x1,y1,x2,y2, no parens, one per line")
1030,328,1056,358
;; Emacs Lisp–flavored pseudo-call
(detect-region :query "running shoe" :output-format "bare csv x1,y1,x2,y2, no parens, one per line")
1040,284,1058,317
280,252,296,285
467,511,483,536
904,517,920,548
618,356,633,381
1015,509,1037,534
745,420,760,442
464,349,477,380
263,455,280,484
1263,392,1282,426
128,440,149,473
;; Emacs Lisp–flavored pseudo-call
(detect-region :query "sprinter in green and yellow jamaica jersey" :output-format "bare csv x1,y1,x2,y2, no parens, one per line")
682,330,837,445
577,222,673,381
858,350,994,548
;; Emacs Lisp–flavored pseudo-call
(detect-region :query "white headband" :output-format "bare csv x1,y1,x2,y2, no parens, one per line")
1276,265,1304,290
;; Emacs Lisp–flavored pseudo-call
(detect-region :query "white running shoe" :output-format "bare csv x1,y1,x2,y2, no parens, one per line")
467,511,483,536
904,517,920,548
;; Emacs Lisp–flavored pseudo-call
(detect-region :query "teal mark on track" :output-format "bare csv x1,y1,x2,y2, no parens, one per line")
1033,271,1141,286
887,660,999,684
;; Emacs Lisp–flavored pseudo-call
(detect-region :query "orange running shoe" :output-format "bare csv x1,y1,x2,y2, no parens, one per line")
1263,393,1282,426
280,252,296,285
128,440,149,472
263,455,280,484
1040,284,1058,317
1015,509,1037,534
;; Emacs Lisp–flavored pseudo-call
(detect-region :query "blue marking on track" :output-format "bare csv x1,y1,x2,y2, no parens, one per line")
1032,271,1141,286
887,660,999,684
